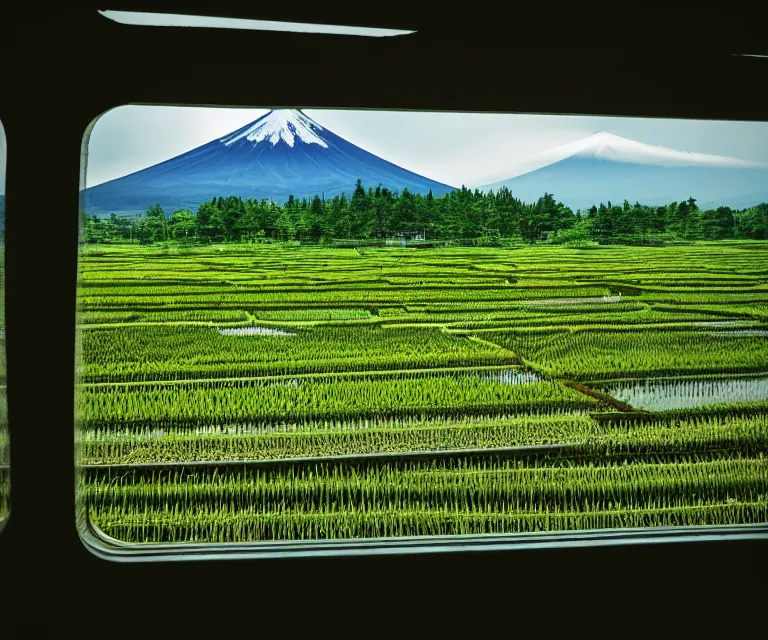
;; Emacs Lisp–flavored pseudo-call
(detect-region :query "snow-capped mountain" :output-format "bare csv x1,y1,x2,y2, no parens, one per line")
480,132,768,210
221,109,330,149
82,110,455,215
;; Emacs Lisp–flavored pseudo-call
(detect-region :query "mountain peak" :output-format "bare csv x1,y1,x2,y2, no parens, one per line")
589,130,624,142
83,108,454,214
537,131,764,169
478,129,768,211
221,109,329,149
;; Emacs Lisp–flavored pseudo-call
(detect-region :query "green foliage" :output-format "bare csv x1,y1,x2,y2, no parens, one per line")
547,220,595,246
80,182,768,247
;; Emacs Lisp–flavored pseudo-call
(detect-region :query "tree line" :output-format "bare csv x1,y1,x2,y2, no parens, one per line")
80,178,768,245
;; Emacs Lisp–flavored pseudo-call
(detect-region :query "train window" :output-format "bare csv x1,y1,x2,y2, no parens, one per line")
76,105,768,556
0,119,7,531
98,10,415,37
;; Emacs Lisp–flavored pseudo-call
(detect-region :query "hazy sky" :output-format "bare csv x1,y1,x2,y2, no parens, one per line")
83,106,768,190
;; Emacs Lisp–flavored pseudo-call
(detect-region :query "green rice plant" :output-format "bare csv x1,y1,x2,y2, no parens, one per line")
489,328,768,380
78,375,596,429
586,413,768,457
652,303,768,323
252,309,372,322
78,285,613,314
78,309,251,324
76,242,768,544
89,499,767,543
79,411,768,465
84,454,768,542
79,412,595,464
78,325,517,382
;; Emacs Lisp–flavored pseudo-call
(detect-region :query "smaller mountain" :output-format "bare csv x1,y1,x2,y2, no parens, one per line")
82,109,455,215
480,132,768,210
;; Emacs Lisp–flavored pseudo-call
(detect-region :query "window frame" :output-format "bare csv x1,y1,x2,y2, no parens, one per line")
1,6,767,615
0,116,7,535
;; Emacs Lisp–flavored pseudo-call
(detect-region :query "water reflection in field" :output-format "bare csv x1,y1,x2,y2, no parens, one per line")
217,326,296,336
603,376,768,411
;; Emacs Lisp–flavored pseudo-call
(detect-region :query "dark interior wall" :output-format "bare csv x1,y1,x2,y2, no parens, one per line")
85,3,768,56
1,4,765,631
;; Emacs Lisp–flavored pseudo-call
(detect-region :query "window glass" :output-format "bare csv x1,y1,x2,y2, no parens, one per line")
77,107,768,547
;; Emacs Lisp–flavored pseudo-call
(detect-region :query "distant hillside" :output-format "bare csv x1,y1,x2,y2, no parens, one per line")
480,132,768,210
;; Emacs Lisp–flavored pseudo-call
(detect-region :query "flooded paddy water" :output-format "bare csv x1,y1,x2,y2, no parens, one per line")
600,376,768,411
711,330,768,337
217,326,296,336
527,295,622,306
478,370,540,384
256,367,541,389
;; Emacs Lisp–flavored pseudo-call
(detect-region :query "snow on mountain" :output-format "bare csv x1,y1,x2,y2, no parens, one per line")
81,109,455,216
536,131,765,169
221,109,329,148
480,132,768,210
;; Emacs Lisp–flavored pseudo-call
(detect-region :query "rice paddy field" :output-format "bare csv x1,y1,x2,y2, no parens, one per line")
76,241,768,544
